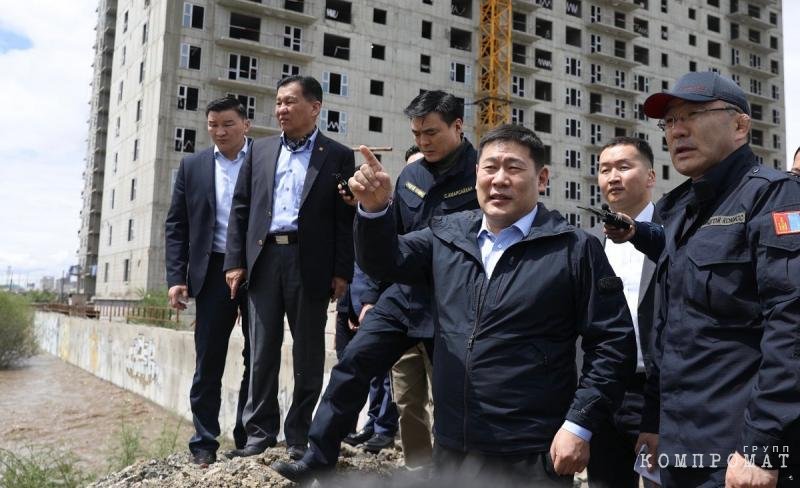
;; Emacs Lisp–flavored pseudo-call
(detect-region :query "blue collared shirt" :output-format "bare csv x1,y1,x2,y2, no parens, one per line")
476,207,538,278
213,138,250,252
269,129,318,233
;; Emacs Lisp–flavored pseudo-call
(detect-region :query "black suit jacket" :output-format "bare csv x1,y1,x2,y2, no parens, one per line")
165,146,223,297
589,208,661,375
224,132,356,297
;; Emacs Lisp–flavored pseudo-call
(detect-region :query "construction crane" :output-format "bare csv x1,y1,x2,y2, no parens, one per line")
475,0,512,139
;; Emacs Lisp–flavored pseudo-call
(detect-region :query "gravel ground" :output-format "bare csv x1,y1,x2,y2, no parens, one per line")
89,443,403,487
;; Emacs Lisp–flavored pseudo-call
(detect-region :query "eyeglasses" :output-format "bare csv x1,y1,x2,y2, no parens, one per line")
657,107,742,132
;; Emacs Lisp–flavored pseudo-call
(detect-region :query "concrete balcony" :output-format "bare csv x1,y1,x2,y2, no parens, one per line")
511,0,541,13
511,23,542,44
217,0,316,25
586,18,640,41
730,36,775,54
510,93,537,106
215,34,314,62
727,11,774,31
730,62,776,79
586,50,641,69
591,0,642,13
584,79,639,98
746,90,776,105
210,68,282,94
750,117,778,130
511,57,542,74
586,107,637,126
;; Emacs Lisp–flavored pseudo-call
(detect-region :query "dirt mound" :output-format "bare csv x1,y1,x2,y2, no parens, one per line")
89,444,403,487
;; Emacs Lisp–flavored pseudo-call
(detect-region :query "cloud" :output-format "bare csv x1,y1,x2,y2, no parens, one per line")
0,28,32,53
0,1,96,285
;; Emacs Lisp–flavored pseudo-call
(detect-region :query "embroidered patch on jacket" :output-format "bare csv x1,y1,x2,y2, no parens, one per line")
772,210,800,235
702,212,745,227
443,186,475,199
404,182,426,198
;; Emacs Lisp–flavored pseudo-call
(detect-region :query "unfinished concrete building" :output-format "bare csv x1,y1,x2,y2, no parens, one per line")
81,0,785,302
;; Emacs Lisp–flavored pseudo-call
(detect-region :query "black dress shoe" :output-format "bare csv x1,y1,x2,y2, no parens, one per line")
362,433,394,453
191,449,216,466
287,444,307,460
342,427,374,446
271,460,319,483
224,445,266,459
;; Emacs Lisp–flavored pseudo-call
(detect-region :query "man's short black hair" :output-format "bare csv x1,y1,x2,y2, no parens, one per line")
277,75,323,103
794,146,800,161
600,136,655,168
404,145,421,162
479,124,547,170
403,90,463,125
205,96,247,118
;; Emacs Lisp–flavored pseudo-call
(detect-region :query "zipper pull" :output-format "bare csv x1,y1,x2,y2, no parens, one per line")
468,334,475,350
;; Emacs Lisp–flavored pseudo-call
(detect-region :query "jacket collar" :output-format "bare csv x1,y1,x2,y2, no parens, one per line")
420,139,476,183
658,144,756,221
432,203,575,265
690,144,755,206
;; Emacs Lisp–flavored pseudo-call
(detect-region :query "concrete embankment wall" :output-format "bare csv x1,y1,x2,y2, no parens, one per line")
33,311,343,442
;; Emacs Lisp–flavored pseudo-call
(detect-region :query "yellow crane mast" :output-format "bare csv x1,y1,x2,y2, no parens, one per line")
476,0,512,139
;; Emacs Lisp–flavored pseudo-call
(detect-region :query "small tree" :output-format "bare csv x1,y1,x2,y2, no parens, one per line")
0,291,37,368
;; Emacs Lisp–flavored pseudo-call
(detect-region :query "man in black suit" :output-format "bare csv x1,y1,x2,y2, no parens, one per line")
165,97,253,466
587,137,659,487
224,75,355,460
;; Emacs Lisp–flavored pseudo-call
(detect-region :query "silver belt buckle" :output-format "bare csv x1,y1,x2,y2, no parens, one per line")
275,235,289,245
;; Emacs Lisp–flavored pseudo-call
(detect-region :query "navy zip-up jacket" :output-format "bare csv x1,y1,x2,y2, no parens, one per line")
356,204,636,453
631,145,800,467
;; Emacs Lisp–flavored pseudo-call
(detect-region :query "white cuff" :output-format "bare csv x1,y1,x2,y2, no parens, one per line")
357,202,390,218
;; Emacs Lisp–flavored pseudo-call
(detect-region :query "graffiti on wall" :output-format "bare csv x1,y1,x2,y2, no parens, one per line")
125,334,160,386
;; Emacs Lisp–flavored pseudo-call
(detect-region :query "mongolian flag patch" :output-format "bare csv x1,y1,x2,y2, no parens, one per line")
772,210,800,236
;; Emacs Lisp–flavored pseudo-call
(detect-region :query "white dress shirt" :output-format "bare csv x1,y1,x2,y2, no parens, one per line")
603,202,654,373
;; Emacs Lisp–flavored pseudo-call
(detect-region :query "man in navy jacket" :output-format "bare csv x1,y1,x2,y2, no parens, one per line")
609,72,800,487
350,124,636,485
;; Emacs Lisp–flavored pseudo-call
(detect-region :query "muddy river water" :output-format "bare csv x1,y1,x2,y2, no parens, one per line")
0,354,194,477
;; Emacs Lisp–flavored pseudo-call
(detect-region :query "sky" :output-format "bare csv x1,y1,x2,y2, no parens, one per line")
0,1,797,288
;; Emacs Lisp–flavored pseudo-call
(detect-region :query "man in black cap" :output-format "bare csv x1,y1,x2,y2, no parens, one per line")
607,71,800,487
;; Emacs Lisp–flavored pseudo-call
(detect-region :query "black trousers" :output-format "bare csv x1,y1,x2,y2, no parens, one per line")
304,306,431,467
243,243,329,448
334,310,398,436
189,252,250,454
432,442,573,488
587,372,646,488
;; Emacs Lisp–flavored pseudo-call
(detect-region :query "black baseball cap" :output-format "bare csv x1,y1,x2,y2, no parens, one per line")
643,71,750,118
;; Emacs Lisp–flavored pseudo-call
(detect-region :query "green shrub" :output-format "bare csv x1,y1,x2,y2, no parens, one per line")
136,288,169,308
151,417,186,458
0,291,37,369
107,420,144,472
25,290,58,304
0,447,93,488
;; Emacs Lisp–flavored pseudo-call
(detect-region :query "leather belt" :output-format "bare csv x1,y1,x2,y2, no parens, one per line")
266,232,298,245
